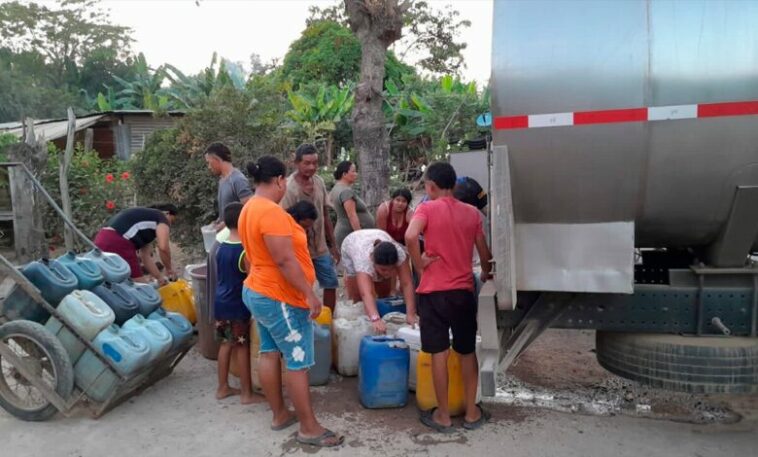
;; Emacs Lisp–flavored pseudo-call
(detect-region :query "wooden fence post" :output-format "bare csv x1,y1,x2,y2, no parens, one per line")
60,108,76,251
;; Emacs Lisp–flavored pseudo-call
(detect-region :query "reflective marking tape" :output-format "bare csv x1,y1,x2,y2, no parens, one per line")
647,104,697,121
494,100,758,130
528,112,573,128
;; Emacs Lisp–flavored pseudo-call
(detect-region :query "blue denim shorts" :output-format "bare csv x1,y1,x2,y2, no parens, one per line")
312,254,339,289
242,287,314,371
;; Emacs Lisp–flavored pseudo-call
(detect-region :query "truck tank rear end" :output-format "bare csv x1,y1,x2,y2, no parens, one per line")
474,0,758,397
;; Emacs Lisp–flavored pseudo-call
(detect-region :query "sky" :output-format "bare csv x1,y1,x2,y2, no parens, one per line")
98,0,493,84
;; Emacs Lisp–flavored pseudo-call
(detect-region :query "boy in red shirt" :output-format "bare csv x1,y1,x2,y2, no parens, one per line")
405,162,493,432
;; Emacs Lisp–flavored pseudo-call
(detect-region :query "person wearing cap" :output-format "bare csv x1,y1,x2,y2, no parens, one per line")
93,204,179,285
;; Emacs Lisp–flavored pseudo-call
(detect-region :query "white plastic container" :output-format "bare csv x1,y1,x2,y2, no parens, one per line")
396,325,421,391
382,312,407,337
45,290,116,363
334,300,365,321
201,224,217,253
333,317,372,376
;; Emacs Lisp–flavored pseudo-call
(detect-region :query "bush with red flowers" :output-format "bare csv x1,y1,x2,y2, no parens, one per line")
42,147,135,243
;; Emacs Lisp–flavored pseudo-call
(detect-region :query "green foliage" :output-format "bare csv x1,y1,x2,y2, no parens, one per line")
386,74,490,164
0,0,135,121
281,20,413,88
0,133,18,163
308,1,470,76
286,84,354,160
131,78,290,253
163,53,249,109
42,147,135,245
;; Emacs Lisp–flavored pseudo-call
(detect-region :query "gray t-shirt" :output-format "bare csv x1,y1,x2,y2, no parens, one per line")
217,168,253,221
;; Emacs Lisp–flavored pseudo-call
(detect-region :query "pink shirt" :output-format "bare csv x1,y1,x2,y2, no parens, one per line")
413,196,483,293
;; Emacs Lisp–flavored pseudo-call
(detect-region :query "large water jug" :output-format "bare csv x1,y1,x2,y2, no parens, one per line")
74,325,150,401
334,317,372,376
334,300,365,320
416,350,467,416
122,280,162,316
148,307,193,352
122,314,173,362
376,297,406,318
23,258,79,305
314,306,332,327
158,279,196,323
359,336,410,408
93,282,140,325
45,290,115,363
3,258,79,323
56,251,104,290
382,312,407,337
396,326,421,391
309,323,331,386
83,249,131,283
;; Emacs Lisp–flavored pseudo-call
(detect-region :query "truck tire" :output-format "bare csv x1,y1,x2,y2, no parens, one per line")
596,332,758,394
0,320,74,421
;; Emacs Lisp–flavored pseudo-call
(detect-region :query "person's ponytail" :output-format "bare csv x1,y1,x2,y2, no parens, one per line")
246,156,285,184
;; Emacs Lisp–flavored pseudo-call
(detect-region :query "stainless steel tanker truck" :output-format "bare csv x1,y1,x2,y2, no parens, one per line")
461,0,758,397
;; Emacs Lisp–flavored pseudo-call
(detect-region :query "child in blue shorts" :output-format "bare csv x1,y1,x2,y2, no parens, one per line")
214,202,255,404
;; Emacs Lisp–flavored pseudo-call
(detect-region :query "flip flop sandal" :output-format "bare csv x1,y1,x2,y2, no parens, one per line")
270,415,298,431
296,429,345,448
419,408,456,434
463,404,492,430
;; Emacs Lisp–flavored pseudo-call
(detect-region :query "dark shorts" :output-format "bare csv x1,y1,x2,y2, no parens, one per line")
418,289,478,355
94,228,142,278
214,319,250,346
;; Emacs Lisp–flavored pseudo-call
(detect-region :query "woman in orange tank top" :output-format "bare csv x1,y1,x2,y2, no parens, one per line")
239,156,344,448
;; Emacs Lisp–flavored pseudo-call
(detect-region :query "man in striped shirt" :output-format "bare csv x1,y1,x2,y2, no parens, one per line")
94,204,178,285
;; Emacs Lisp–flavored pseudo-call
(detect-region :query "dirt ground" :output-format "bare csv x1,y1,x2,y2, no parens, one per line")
2,328,756,457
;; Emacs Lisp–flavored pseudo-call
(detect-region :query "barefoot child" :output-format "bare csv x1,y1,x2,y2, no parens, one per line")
214,202,255,404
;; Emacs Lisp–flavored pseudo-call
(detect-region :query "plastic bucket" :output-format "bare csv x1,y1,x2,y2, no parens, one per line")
189,260,218,360
201,224,216,253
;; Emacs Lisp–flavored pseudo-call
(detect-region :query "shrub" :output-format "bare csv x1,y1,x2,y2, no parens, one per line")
132,80,290,254
42,148,135,249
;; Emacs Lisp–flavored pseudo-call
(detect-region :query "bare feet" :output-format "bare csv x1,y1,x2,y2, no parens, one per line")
216,385,241,400
240,391,259,405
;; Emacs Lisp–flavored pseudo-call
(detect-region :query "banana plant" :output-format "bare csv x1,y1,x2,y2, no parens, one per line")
286,84,354,165
163,53,248,109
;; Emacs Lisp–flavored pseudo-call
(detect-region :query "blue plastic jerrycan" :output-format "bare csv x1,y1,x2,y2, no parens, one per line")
122,280,162,316
376,297,406,318
74,325,150,402
358,336,410,409
57,251,105,290
93,282,140,325
82,248,131,283
148,307,193,352
122,314,173,362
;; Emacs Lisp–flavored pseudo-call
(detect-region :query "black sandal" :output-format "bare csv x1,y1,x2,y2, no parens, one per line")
420,408,456,434
463,404,491,430
296,429,345,447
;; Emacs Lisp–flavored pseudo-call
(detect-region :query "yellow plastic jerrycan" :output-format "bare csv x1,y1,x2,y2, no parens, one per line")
158,279,196,324
416,350,466,416
315,306,332,327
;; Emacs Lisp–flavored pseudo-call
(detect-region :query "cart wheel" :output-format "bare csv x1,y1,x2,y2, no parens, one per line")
0,320,74,421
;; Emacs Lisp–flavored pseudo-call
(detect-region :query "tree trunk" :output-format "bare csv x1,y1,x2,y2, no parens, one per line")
346,0,408,212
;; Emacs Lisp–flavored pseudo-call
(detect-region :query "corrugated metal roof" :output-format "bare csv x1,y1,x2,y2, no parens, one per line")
0,110,185,141
0,114,107,141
